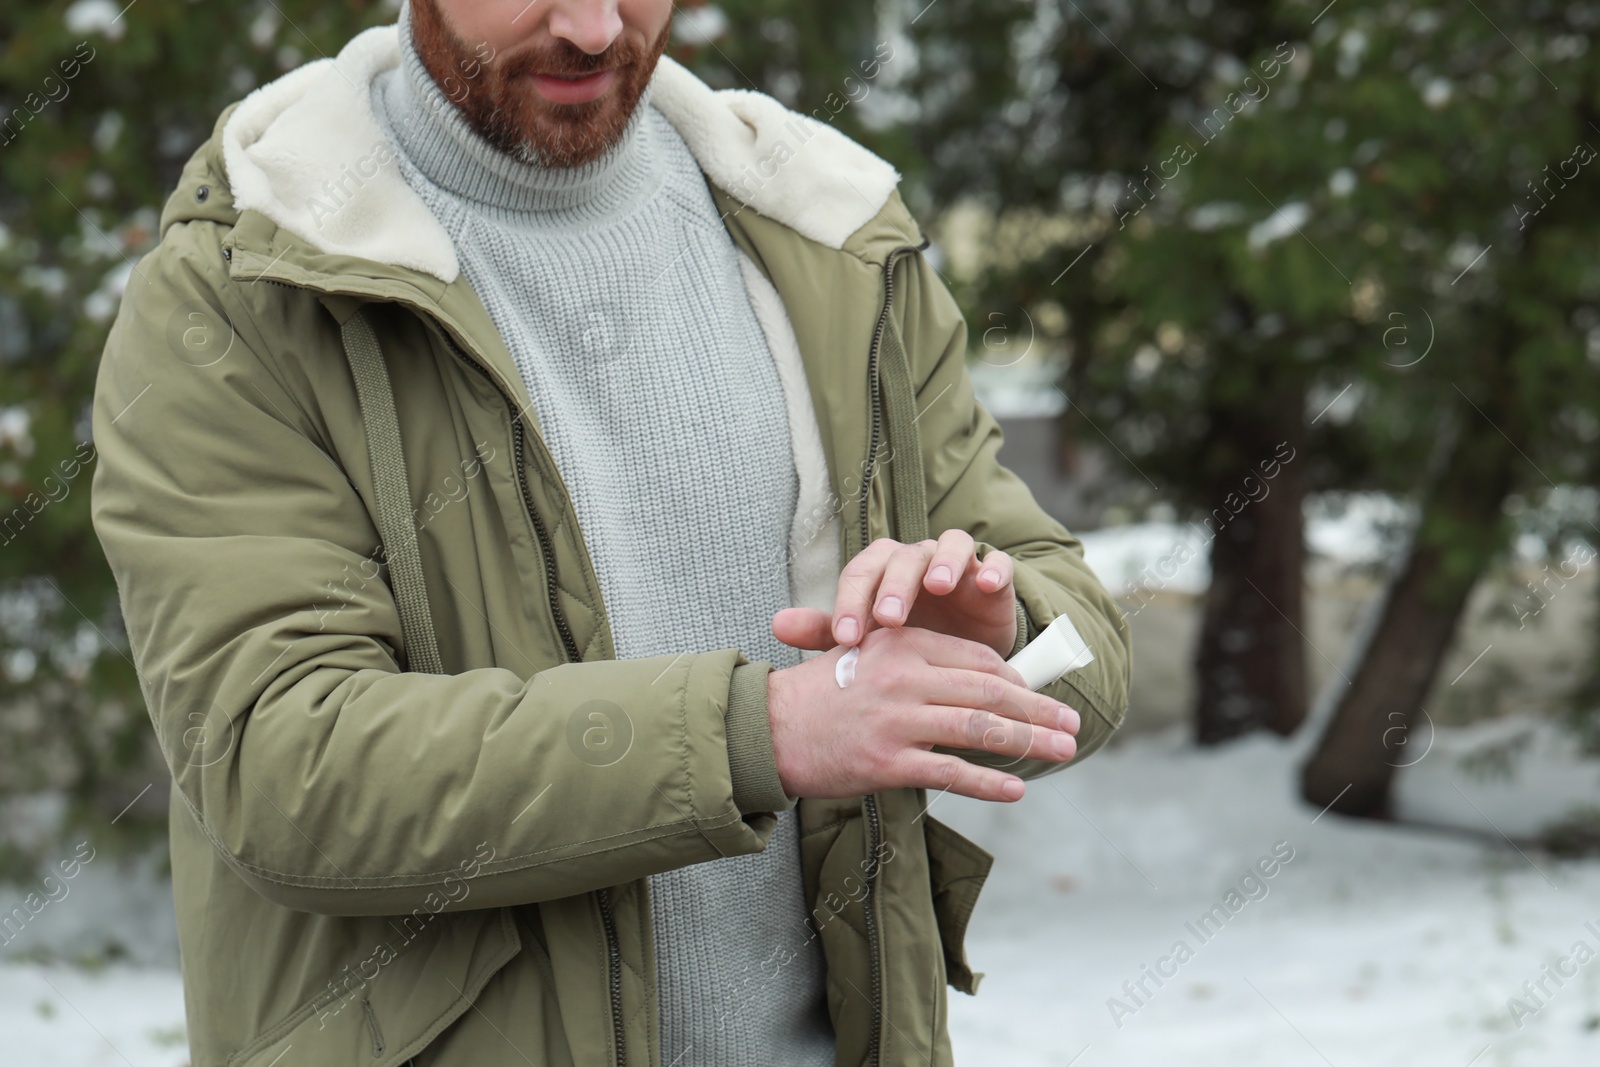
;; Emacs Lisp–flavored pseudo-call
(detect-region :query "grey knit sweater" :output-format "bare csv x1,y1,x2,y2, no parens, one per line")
371,11,834,1066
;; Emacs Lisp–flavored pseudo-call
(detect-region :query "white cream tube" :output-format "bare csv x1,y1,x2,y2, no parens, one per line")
1005,612,1095,691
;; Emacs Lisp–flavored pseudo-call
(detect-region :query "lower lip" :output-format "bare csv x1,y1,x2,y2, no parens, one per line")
529,68,617,105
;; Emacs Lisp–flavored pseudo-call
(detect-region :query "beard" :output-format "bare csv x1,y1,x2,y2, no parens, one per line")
408,0,671,168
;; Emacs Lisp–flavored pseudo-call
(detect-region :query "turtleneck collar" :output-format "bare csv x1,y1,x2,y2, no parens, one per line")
372,1,659,221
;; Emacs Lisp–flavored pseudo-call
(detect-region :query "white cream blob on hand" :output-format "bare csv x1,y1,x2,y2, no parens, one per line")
834,646,859,688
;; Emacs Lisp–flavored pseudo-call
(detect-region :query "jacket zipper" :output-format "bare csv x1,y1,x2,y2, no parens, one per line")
857,239,927,1067
862,793,886,1067
437,322,627,1062
431,326,582,665
435,322,629,1063
597,887,628,1065
858,240,929,555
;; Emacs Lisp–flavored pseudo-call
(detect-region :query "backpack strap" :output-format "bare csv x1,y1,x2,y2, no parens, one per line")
339,308,445,676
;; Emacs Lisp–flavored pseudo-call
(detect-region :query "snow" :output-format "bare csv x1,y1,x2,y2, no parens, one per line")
972,360,1068,418
1248,201,1312,250
1076,493,1412,601
941,728,1600,1066
63,0,127,41
1079,521,1212,595
3,726,1596,1064
0,406,32,457
1394,717,1600,840
3,962,186,1067
0,842,178,968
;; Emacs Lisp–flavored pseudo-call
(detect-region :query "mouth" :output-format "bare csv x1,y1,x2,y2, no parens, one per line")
528,68,618,105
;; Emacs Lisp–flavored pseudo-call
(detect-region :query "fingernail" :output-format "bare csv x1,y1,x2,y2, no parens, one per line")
980,569,1000,587
1001,778,1025,800
837,617,859,643
929,565,953,586
1058,706,1080,733
1052,733,1076,759
878,595,903,621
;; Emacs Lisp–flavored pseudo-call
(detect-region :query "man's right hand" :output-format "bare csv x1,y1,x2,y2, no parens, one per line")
765,625,1081,803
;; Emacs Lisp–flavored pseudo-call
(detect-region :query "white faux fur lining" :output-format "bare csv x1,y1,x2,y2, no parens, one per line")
737,253,841,624
648,58,902,252
221,27,460,282
220,24,901,284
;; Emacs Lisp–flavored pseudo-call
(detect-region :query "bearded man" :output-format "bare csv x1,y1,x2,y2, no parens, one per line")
90,2,1130,1065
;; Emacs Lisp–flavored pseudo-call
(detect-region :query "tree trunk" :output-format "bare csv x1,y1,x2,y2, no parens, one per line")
1300,416,1519,817
1192,355,1308,743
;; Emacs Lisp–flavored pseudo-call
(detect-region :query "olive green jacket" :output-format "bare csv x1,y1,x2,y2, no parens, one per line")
89,25,1130,1067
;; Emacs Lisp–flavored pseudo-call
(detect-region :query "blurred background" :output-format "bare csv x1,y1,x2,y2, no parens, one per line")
3,0,1599,1063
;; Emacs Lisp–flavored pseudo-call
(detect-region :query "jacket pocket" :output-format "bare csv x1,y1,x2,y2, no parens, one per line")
226,907,521,1067
923,816,994,995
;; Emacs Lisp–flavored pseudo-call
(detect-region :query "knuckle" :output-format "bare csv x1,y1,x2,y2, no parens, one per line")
960,709,989,749
981,712,1014,752
868,744,897,777
987,717,1021,753
980,675,1006,707
877,745,916,787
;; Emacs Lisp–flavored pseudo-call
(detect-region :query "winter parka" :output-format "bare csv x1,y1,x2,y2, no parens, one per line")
89,24,1131,1067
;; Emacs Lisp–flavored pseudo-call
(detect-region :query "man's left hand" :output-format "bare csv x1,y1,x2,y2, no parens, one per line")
772,530,1019,659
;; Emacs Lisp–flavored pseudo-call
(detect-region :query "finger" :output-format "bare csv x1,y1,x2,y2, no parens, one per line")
921,705,1077,763
923,529,976,594
832,538,900,645
889,749,1026,802
771,607,835,651
872,540,937,629
974,548,1015,594
869,626,1028,687
934,667,1076,733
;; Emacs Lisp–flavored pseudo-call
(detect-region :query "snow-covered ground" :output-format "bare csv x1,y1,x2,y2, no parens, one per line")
3,961,186,1067
5,724,1598,1066
942,727,1600,1066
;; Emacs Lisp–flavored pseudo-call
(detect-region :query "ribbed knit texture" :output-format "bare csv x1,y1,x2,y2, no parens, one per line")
371,10,834,1065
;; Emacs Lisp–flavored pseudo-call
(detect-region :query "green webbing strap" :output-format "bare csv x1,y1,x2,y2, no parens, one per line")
339,309,445,676
879,307,929,545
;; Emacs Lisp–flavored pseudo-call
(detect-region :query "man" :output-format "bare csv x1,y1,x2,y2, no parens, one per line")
89,1,1130,1064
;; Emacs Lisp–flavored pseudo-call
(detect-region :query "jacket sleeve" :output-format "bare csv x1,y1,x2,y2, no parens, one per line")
894,250,1132,777
90,228,791,918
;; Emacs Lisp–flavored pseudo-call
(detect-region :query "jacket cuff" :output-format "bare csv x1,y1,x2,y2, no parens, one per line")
1008,589,1033,659
726,662,798,815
